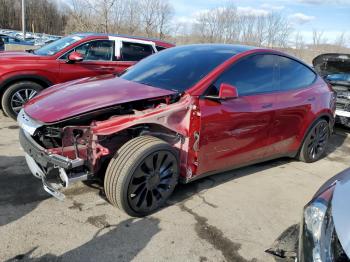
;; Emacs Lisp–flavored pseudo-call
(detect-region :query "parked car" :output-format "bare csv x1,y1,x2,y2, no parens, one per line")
0,33,174,120
0,33,35,46
298,168,350,262
18,44,336,217
0,37,4,51
267,168,350,261
313,53,350,128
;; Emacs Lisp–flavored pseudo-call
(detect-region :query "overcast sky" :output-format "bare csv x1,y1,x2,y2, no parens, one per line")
173,0,350,43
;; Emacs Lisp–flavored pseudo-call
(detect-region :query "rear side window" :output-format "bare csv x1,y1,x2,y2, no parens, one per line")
277,56,316,91
121,42,154,61
207,54,276,96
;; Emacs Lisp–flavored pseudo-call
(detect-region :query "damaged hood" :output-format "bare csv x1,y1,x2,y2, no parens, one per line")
24,75,176,123
313,53,350,78
332,169,350,258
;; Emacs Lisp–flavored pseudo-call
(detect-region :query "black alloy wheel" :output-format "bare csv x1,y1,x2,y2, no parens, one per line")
104,136,179,217
299,119,330,163
128,150,178,213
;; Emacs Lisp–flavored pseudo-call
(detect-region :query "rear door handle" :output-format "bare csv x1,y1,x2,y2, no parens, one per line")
307,97,316,102
262,103,273,109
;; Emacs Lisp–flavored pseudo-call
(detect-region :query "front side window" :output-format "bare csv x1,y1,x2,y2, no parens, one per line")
121,42,154,61
207,54,277,97
277,56,316,91
61,40,114,61
34,35,83,56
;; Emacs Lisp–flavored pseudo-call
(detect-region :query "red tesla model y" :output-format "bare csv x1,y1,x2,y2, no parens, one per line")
18,44,336,216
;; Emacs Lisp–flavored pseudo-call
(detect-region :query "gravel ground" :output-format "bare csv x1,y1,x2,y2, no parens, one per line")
0,113,349,262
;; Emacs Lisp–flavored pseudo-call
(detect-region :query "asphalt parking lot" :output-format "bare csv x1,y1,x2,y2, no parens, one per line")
0,113,349,262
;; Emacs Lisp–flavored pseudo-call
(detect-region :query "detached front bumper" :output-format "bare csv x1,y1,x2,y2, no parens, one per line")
19,128,87,200
19,129,84,170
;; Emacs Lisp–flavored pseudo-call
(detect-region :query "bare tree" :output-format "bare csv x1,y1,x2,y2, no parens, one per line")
312,29,328,47
334,32,347,47
191,3,292,48
0,0,68,35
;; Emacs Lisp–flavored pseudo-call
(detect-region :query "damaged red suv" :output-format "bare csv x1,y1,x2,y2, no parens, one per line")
18,45,336,217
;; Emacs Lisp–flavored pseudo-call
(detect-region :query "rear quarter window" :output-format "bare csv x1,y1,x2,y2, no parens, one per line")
156,46,166,52
277,56,316,91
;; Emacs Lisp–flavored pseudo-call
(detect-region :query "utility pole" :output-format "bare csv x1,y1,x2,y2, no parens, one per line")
22,0,26,40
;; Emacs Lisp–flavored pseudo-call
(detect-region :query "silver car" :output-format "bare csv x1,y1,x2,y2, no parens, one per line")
298,168,350,261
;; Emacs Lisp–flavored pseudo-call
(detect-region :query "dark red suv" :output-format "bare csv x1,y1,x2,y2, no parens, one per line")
0,33,174,119
18,45,336,217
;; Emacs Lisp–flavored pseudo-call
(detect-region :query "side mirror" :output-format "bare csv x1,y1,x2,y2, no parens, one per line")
67,51,84,63
218,83,238,100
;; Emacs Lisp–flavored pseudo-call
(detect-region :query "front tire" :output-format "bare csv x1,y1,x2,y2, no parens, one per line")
1,81,44,120
104,136,179,217
299,119,330,163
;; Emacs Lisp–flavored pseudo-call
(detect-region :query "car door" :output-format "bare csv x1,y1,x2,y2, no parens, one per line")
268,55,318,155
58,39,119,82
196,54,278,175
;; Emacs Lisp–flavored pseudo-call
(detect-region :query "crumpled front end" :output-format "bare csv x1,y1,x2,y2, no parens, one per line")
18,109,109,200
17,94,199,200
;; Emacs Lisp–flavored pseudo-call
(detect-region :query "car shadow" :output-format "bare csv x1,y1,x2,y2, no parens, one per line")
168,125,348,208
335,123,350,133
168,157,292,207
325,126,350,163
5,217,160,262
83,127,348,214
0,155,49,227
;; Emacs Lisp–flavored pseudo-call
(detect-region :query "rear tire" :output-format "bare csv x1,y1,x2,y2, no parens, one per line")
299,119,330,163
2,81,44,120
104,136,179,217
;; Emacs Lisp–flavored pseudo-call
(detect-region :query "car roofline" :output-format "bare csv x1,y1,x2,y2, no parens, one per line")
71,32,175,46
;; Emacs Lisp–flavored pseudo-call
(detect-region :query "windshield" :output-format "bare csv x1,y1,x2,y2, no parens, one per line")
34,35,84,56
120,45,238,92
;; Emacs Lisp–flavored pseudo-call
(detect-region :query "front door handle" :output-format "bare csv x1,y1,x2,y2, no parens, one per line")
262,103,273,109
307,97,316,102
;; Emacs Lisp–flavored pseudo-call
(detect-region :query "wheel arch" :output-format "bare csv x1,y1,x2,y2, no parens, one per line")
110,123,183,147
297,112,334,156
98,122,183,166
0,74,53,105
